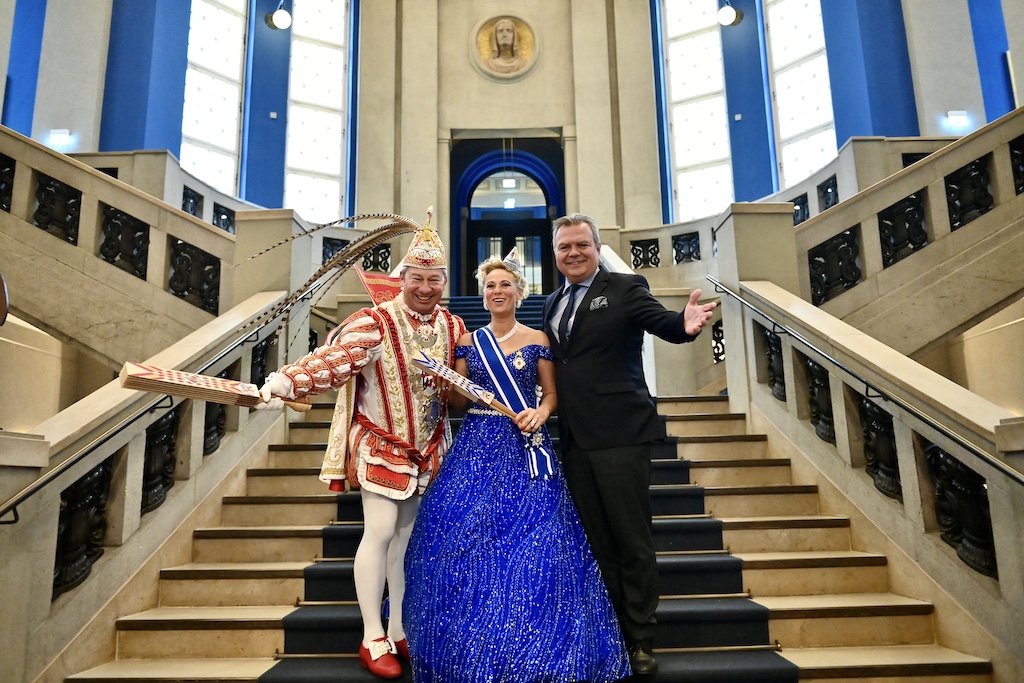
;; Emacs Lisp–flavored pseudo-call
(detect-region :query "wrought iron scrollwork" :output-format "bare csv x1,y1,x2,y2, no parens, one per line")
1009,134,1024,196
0,153,14,213
250,337,272,390
763,327,786,401
804,357,835,443
791,193,809,226
671,232,700,264
878,192,928,268
100,205,149,279
142,406,181,514
711,320,724,364
203,370,229,456
182,186,203,217
630,239,660,269
808,228,862,305
362,243,392,272
858,397,902,501
945,157,994,230
323,237,352,265
34,174,82,245
923,441,997,578
212,203,235,234
818,175,838,211
168,238,221,314
53,457,113,600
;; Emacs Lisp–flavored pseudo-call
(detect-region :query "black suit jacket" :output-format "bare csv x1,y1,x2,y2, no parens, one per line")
543,267,696,451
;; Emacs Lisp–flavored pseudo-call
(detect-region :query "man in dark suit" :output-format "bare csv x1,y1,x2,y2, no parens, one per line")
543,213,716,676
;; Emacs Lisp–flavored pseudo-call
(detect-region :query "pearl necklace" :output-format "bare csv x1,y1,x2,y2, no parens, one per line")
490,321,519,343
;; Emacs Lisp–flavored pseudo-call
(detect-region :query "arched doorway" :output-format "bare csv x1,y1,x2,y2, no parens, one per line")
450,138,564,296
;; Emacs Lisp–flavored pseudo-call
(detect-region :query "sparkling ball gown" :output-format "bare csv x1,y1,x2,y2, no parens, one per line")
404,343,630,683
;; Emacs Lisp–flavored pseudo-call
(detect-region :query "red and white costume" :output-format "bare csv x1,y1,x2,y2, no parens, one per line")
275,298,465,500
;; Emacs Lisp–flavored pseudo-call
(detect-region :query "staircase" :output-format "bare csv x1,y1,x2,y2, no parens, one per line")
64,396,994,682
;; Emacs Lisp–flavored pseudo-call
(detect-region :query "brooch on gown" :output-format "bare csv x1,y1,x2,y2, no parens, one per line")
512,349,526,370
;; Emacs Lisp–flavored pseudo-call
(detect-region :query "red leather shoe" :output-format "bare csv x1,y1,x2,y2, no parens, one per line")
389,637,410,662
358,637,402,678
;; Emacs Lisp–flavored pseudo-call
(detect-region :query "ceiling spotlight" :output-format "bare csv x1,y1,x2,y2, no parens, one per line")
266,1,291,30
718,2,743,26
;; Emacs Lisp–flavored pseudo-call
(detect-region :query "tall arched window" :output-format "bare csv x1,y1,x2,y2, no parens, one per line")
661,0,734,222
181,0,247,194
764,0,835,189
285,0,350,224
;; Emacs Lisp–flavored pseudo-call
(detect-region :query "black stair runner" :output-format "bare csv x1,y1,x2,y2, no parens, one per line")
261,437,798,682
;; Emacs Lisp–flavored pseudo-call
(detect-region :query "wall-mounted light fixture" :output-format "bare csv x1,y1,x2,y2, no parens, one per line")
266,0,291,30
48,129,71,148
718,1,743,26
946,110,969,129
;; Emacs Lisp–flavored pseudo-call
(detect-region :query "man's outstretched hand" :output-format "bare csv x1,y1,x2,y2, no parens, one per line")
683,289,717,337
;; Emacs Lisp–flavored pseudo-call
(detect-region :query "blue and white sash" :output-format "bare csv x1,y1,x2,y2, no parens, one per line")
473,327,555,479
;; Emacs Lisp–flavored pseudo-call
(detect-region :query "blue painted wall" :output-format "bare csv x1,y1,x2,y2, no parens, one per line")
967,0,1014,122
239,0,291,208
721,0,777,201
3,0,48,135
100,0,190,154
821,0,918,147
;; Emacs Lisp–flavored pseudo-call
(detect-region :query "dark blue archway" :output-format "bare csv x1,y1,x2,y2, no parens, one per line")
450,143,564,294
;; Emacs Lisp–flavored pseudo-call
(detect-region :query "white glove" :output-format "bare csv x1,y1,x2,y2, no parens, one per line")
256,372,292,410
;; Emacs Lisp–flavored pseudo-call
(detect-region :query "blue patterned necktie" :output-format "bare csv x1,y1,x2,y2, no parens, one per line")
557,283,580,342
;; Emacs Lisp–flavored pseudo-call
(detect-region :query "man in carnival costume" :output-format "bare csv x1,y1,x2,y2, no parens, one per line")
259,211,465,678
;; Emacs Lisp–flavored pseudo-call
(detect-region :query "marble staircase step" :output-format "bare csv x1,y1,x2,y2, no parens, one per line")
192,525,325,563
158,562,309,607
285,422,333,444
675,434,768,461
735,550,889,597
721,515,851,553
688,457,792,486
780,644,992,681
114,606,291,659
64,657,277,681
657,395,731,415
756,593,935,648
702,484,821,517
245,467,327,496
220,493,361,526
267,444,327,469
665,413,748,437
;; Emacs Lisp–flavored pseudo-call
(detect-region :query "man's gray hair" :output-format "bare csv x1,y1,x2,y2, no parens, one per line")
552,213,601,247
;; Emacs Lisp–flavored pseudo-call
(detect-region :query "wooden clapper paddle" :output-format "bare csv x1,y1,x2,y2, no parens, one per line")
119,361,312,412
409,350,517,419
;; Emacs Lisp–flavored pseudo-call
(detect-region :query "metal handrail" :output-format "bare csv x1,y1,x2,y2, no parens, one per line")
707,275,1024,488
0,315,283,525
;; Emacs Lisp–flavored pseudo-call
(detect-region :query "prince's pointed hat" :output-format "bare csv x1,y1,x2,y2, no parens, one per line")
400,206,447,270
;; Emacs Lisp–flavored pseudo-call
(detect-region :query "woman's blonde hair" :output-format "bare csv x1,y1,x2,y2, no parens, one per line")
475,255,529,302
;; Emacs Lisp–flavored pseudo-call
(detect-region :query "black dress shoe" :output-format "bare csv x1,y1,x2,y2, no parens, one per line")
627,640,658,676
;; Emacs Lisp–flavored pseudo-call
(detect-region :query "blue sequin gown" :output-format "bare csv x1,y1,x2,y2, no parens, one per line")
405,344,631,683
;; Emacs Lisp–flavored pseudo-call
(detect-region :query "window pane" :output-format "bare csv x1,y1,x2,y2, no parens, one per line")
675,164,734,222
179,141,237,193
286,106,343,174
766,0,826,71
293,0,347,45
666,30,723,102
671,96,730,167
664,0,718,38
289,42,345,109
780,127,836,188
181,70,241,151
187,0,245,80
774,54,833,139
285,174,342,224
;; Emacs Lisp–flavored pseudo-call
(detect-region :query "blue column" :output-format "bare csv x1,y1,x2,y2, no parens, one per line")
966,0,1014,122
100,0,190,154
820,0,919,146
721,0,777,201
3,0,48,136
239,0,292,208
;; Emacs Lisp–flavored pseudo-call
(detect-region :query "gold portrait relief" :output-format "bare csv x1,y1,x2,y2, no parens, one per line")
473,16,538,81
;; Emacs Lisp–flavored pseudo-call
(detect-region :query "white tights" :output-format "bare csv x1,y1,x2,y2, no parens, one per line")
354,489,420,644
